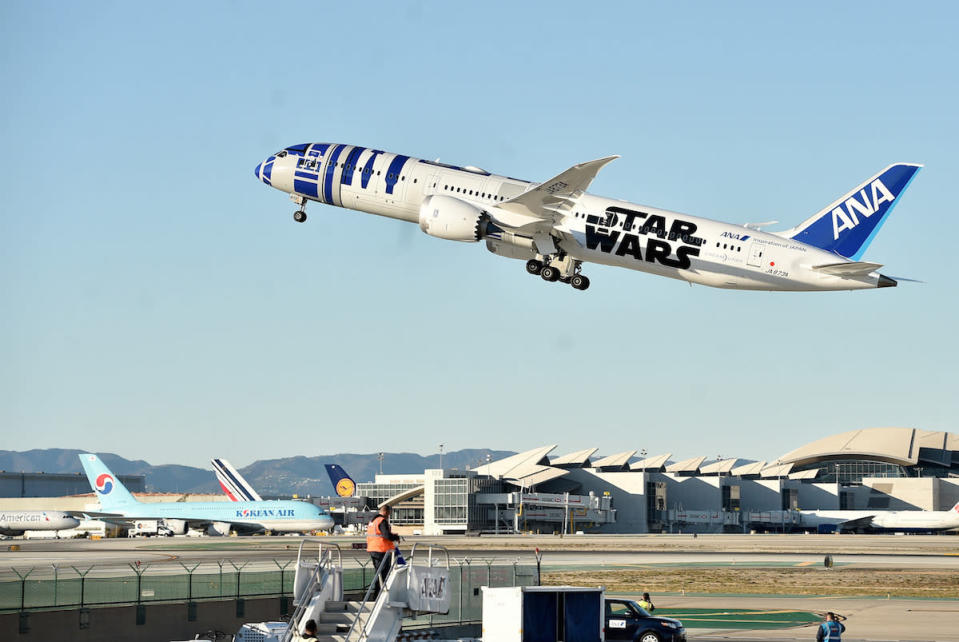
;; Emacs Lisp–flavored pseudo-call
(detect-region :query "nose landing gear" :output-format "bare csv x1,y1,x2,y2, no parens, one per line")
291,195,307,223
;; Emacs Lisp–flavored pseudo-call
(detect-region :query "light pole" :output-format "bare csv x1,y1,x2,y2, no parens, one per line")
439,444,445,470
377,452,384,476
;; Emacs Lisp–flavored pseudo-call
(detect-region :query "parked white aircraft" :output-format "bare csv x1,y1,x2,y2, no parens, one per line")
255,144,920,291
800,501,959,532
0,511,79,536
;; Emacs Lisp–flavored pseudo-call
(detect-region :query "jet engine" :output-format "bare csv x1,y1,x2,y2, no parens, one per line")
162,519,187,535
207,521,231,536
418,195,488,242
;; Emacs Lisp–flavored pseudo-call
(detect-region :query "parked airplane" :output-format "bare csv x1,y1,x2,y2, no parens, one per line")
255,144,920,291
325,464,357,498
78,454,334,535
800,501,959,533
211,458,262,502
0,511,79,536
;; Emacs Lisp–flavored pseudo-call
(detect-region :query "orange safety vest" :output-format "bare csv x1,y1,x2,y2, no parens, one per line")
366,515,395,552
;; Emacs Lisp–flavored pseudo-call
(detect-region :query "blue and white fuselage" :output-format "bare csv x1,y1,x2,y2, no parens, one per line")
255,143,920,292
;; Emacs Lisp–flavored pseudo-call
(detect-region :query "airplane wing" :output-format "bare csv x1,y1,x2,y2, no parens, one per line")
835,515,876,531
812,261,883,277
492,156,619,231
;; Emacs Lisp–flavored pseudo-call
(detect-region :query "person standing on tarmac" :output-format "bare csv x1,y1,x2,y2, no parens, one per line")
638,592,655,613
367,505,401,597
816,611,846,641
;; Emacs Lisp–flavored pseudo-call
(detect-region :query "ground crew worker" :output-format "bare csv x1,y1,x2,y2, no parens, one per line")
638,592,655,612
816,611,846,641
366,505,400,596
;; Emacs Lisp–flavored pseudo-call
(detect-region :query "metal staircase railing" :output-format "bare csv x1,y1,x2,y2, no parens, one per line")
282,539,342,642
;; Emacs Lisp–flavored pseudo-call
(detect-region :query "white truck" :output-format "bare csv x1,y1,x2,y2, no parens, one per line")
127,520,173,537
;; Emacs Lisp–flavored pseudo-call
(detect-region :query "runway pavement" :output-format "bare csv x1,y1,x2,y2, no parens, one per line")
3,533,957,640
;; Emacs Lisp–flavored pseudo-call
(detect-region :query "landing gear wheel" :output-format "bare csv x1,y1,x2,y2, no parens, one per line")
571,275,590,290
526,259,543,275
540,266,560,282
294,210,307,223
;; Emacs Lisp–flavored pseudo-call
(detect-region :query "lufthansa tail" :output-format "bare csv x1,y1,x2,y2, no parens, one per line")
324,464,357,497
779,163,921,260
78,453,140,511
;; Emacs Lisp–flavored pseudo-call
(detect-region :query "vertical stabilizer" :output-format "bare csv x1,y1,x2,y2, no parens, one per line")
78,453,139,510
779,163,921,260
324,464,357,497
211,458,263,502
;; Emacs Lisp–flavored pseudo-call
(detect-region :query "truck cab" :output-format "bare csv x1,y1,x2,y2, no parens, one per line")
604,598,686,642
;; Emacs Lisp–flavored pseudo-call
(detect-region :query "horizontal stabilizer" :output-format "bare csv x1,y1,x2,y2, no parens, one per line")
812,261,883,277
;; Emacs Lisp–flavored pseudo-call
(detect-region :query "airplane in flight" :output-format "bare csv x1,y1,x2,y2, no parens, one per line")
79,454,334,535
0,511,79,537
254,143,921,291
211,458,262,502
800,501,959,533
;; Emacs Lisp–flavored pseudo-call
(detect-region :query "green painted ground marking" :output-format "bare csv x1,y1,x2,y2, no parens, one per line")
650,608,820,630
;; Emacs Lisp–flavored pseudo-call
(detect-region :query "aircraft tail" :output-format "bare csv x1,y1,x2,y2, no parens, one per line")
778,163,921,260
325,464,357,497
78,453,139,510
211,458,263,502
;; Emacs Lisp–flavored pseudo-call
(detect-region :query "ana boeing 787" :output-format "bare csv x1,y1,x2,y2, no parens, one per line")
255,144,920,292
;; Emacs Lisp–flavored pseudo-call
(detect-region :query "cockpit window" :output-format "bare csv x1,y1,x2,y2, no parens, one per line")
276,151,287,158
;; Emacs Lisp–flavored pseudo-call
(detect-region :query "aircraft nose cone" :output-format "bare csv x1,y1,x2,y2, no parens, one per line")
254,162,263,180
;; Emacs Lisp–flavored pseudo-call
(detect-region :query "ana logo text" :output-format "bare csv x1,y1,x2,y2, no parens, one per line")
831,178,895,240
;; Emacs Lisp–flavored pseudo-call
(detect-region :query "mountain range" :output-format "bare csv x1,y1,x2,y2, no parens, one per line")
0,448,515,497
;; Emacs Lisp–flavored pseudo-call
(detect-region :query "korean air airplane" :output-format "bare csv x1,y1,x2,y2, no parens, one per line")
255,144,920,291
79,454,334,535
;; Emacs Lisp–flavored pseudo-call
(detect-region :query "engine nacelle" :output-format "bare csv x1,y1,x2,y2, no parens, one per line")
207,521,231,536
419,195,487,242
162,519,187,535
486,233,537,261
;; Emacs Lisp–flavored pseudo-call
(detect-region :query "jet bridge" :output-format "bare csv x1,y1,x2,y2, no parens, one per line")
476,491,615,533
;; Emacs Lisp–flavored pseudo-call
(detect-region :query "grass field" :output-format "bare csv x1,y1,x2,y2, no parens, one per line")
544,567,959,598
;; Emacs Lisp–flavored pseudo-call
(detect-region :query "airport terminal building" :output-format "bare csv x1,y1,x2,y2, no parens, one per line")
356,427,959,535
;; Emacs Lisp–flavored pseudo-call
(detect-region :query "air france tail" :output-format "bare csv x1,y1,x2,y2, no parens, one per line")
212,458,263,502
324,464,357,497
782,163,921,260
79,453,139,511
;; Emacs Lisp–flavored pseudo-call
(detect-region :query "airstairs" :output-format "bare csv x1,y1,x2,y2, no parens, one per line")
236,540,452,642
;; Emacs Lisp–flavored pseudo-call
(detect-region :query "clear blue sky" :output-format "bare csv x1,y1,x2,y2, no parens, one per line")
2,3,957,469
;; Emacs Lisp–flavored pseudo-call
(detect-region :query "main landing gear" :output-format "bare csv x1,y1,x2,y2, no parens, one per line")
526,259,590,291
291,195,307,223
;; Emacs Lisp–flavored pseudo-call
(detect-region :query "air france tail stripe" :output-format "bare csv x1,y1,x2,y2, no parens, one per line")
218,480,240,502
212,459,256,502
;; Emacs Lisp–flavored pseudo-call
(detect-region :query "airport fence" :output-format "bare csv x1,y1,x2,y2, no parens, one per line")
0,555,539,624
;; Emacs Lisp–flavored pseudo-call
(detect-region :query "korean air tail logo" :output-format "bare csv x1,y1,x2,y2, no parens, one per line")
830,178,895,240
95,473,114,495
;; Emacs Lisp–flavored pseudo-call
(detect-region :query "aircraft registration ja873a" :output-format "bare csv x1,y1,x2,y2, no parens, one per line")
254,143,921,292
